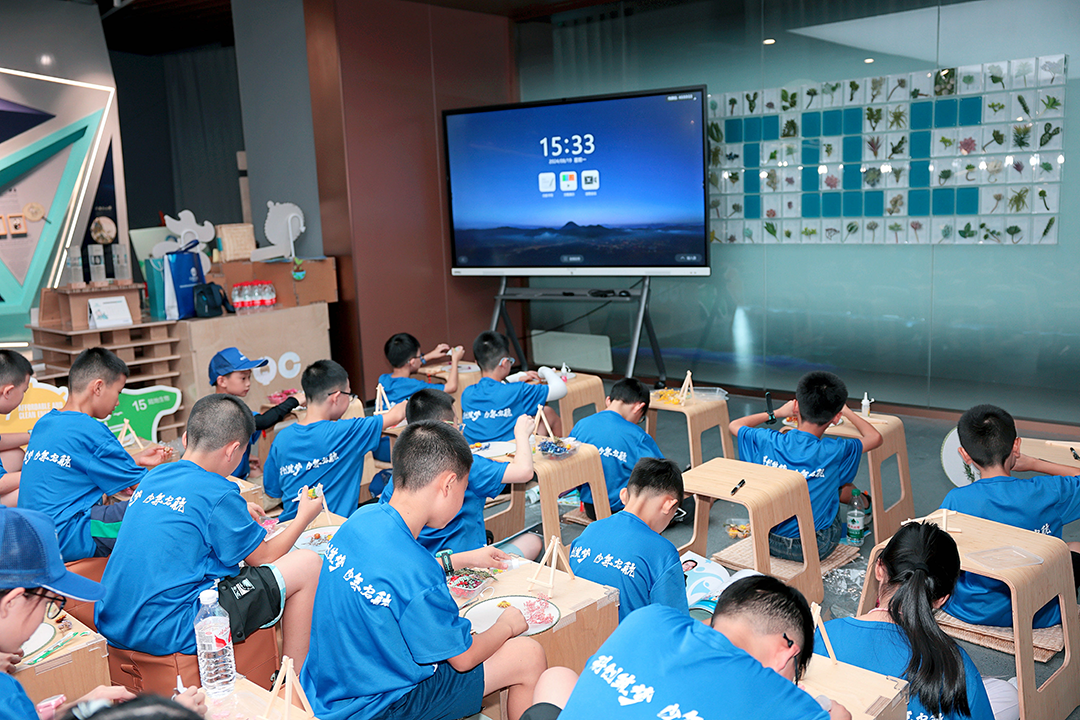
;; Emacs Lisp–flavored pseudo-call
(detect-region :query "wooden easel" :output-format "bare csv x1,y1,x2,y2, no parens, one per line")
677,370,694,404
532,403,556,438
903,509,962,534
373,384,391,415
117,419,144,450
526,535,574,597
259,655,314,720
811,602,837,664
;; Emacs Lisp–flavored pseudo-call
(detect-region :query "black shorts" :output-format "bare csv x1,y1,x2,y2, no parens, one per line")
216,565,285,644
521,703,562,720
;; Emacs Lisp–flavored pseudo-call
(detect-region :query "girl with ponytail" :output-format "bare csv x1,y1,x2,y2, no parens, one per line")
814,521,1018,720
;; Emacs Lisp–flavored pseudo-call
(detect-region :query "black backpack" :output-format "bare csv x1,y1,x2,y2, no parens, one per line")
194,282,235,318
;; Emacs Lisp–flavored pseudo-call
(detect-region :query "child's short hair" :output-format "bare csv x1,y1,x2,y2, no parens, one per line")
384,333,422,369
473,331,510,372
627,457,683,502
392,420,472,492
69,347,128,393
301,360,350,403
185,394,256,452
608,378,650,411
712,575,815,680
795,371,848,426
0,349,33,387
406,388,456,424
957,404,1016,468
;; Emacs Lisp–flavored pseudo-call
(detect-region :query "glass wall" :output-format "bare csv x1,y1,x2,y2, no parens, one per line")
515,0,1079,423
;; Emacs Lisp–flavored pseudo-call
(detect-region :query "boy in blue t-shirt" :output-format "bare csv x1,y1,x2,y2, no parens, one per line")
0,349,34,507
942,403,1080,628
729,371,882,563
97,394,324,666
380,388,540,557
569,378,663,518
264,359,405,521
549,576,846,720
300,420,546,720
379,333,464,405
461,331,567,443
210,346,306,479
19,348,171,562
569,458,687,621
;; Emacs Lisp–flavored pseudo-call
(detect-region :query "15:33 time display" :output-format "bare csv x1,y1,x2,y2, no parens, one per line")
539,134,595,157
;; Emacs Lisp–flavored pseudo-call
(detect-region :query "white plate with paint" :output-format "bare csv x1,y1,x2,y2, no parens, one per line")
470,441,516,458
294,526,341,555
21,622,56,656
941,427,979,487
464,595,560,637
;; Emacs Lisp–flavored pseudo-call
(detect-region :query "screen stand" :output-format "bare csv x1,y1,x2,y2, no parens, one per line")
489,277,667,385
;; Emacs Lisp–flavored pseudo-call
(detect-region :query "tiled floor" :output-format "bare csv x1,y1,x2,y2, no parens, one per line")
507,389,1080,717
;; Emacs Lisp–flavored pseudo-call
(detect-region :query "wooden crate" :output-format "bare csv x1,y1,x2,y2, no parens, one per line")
38,285,143,331
15,615,110,704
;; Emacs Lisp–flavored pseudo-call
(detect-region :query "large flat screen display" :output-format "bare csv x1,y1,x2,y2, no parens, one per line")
443,87,709,277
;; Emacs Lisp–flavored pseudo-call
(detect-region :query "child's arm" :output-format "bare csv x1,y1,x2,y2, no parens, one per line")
132,445,173,468
255,396,301,431
443,346,465,394
424,343,451,363
447,607,528,671
1013,452,1080,477
0,432,29,451
246,487,323,564
728,399,795,435
378,402,407,429
838,406,883,452
537,366,567,401
503,415,536,484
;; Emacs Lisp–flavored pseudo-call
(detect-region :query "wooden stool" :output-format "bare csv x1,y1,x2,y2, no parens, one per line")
558,373,606,426
645,396,734,468
535,443,610,546
484,483,527,544
679,457,823,604
1018,438,1080,471
63,557,108,631
108,626,280,695
858,511,1080,720
823,413,913,542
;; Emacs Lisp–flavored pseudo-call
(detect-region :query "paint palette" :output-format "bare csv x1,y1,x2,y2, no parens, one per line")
464,595,560,637
294,526,341,555
21,622,56,656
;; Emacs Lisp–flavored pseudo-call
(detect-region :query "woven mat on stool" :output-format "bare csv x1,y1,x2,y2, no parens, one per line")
711,537,860,579
561,508,594,527
936,611,1063,662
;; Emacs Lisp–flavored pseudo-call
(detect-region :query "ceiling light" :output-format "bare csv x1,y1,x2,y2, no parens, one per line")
763,38,776,45
864,58,875,64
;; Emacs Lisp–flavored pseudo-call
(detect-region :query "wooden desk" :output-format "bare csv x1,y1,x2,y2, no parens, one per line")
532,444,610,546
414,363,482,422
823,413,913,543
15,614,109,704
801,655,908,720
645,395,733,467
218,677,321,720
557,373,606,425
455,560,619,672
680,457,823,603
1020,438,1080,470
857,511,1080,720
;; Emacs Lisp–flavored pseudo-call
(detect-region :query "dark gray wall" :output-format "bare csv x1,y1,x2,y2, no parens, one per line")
231,0,323,256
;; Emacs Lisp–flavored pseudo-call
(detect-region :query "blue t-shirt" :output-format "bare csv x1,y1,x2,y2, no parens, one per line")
95,460,266,655
378,374,443,405
736,426,862,537
381,454,507,552
461,377,548,443
230,410,260,480
299,503,473,720
560,605,830,720
941,474,1080,627
570,410,664,511
18,409,147,561
815,617,994,720
263,416,384,521
569,511,687,621
0,673,36,720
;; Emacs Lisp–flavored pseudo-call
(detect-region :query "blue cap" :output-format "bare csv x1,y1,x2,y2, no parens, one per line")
0,508,104,601
209,347,269,387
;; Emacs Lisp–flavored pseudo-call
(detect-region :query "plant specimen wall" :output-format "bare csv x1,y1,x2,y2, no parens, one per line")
710,55,1066,244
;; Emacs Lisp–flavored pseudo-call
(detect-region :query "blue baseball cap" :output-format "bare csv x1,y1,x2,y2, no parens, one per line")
0,508,104,601
209,347,269,387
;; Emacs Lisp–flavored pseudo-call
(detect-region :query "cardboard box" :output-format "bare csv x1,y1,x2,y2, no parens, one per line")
215,258,337,308
15,616,110,704
216,223,256,263
38,285,143,331
801,654,909,720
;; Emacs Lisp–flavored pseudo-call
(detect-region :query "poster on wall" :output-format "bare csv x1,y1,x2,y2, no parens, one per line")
710,54,1066,244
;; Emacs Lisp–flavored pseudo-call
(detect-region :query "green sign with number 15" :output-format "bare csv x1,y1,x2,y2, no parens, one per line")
105,385,182,444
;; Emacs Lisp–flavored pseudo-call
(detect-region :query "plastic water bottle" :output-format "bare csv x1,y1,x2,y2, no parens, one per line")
194,589,235,698
846,488,868,545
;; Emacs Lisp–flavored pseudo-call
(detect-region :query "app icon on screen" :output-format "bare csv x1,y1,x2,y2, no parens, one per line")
560,171,577,191
581,170,600,190
538,172,556,192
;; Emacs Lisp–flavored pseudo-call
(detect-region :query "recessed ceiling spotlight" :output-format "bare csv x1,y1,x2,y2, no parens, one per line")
864,58,875,64
763,38,776,45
